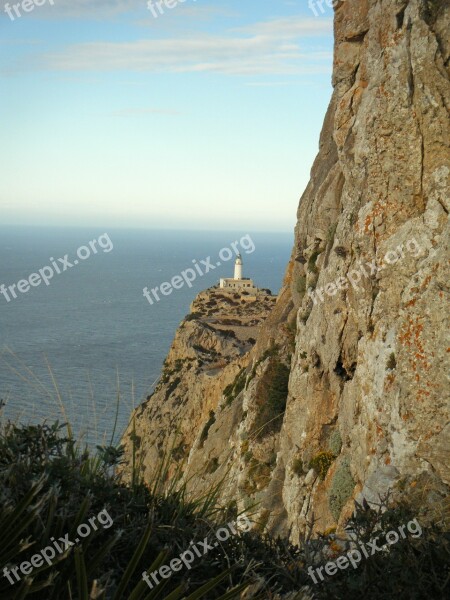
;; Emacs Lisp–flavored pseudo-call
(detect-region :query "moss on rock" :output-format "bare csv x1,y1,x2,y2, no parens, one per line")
328,457,355,522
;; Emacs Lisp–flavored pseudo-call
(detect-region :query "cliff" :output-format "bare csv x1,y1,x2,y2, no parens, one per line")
122,0,450,541
121,287,278,491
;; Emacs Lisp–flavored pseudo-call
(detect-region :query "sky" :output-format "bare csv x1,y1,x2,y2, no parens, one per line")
0,0,334,232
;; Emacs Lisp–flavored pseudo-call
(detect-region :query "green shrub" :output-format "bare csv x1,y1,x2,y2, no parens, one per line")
309,499,450,598
328,457,355,521
1,421,449,599
309,451,335,480
0,422,250,599
328,430,342,456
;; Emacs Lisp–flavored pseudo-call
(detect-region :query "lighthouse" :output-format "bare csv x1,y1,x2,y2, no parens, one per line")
219,253,257,292
234,254,243,280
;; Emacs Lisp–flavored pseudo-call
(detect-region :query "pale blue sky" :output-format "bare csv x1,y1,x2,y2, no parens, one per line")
0,0,334,231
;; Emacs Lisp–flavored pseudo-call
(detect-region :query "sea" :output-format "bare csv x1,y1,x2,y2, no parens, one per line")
0,226,292,447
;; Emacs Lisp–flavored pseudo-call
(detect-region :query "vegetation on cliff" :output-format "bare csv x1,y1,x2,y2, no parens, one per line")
1,417,449,599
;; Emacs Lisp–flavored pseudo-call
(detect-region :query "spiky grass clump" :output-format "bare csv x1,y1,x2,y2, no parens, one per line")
1,420,449,600
0,421,250,600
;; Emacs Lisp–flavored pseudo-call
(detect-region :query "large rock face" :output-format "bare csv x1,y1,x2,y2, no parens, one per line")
123,0,449,541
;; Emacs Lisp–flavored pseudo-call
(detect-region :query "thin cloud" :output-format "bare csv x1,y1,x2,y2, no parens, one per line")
10,0,235,21
137,4,238,24
235,16,333,37
245,81,296,87
29,16,333,76
24,0,144,18
112,108,181,116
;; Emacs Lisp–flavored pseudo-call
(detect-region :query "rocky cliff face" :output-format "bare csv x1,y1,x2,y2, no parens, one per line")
121,287,277,491
123,0,450,541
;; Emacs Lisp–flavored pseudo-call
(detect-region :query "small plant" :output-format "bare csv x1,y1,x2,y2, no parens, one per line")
297,275,307,295
308,250,321,274
292,456,304,476
328,430,342,456
328,457,355,521
309,451,335,480
386,352,397,370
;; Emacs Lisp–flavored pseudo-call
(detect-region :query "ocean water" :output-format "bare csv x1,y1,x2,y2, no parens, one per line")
0,226,292,446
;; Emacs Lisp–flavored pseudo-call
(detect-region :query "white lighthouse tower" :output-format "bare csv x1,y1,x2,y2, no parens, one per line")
234,254,243,280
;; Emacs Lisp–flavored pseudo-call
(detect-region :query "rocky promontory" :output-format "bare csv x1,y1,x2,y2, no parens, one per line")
121,287,277,490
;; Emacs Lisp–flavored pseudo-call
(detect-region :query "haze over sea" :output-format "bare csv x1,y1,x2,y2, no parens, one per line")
0,226,292,446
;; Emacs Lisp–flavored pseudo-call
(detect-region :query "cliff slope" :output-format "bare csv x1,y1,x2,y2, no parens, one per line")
123,0,450,541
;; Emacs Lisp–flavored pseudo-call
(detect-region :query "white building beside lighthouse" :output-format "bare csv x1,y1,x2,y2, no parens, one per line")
220,254,258,293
